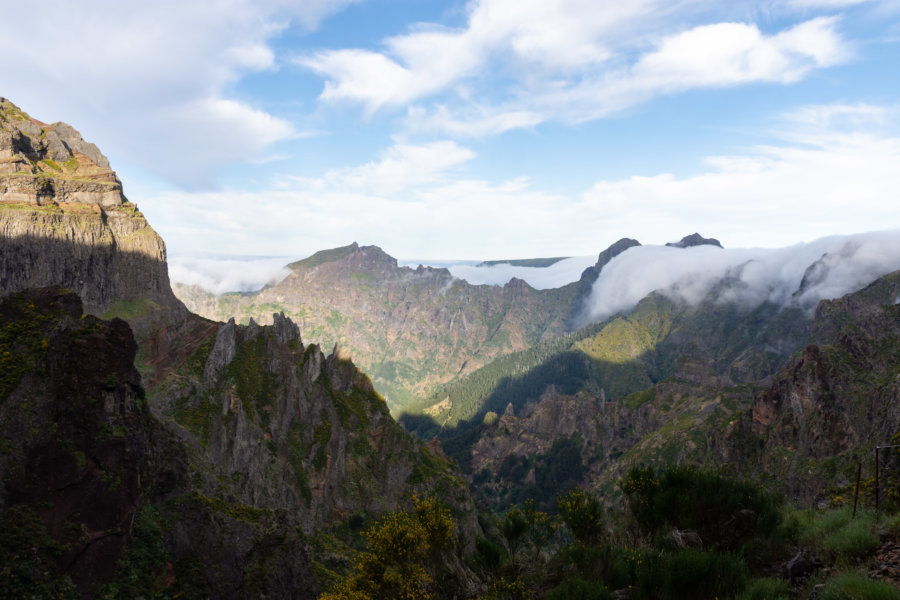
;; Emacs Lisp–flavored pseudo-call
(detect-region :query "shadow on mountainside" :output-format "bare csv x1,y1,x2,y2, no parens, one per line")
0,232,186,337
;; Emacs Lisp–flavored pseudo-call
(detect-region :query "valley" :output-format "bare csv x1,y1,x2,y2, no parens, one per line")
3,98,900,599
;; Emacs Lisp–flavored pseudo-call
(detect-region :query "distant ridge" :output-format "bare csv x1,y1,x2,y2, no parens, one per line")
477,257,570,268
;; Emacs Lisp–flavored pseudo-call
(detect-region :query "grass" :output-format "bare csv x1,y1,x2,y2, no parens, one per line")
736,577,791,600
819,572,900,600
796,508,881,561
287,243,357,270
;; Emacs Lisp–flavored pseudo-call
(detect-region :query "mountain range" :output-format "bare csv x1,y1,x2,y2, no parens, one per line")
3,96,900,598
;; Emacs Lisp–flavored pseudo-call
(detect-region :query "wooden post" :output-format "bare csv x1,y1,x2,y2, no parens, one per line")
875,446,880,512
852,462,861,518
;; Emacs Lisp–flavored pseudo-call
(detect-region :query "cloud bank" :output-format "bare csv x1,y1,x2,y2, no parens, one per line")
444,256,597,289
169,255,293,295
583,230,900,323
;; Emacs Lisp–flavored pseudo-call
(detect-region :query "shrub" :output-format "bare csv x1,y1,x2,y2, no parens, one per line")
818,572,900,600
546,576,611,600
620,466,782,551
633,549,748,600
557,489,605,545
736,577,791,600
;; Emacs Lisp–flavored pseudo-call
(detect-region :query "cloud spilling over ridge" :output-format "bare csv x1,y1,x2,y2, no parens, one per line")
169,256,293,295
442,256,597,289
583,230,900,323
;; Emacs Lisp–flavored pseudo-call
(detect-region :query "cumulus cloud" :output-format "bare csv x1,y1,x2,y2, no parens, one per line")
582,231,900,323
301,0,850,133
0,0,357,186
169,255,294,295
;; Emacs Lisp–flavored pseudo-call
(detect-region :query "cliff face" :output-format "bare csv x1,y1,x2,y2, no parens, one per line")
0,288,154,596
145,312,478,537
0,98,185,336
750,271,900,503
176,242,579,410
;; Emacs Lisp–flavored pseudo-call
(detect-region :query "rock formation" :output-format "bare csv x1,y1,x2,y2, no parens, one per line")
0,98,185,336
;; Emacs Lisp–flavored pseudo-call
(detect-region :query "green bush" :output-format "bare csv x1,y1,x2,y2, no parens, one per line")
818,572,900,600
633,549,748,600
0,504,79,598
620,466,782,551
736,577,791,600
550,544,636,592
557,489,605,545
546,576,611,600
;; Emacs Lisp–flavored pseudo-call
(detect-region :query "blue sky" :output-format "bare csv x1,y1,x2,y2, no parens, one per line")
2,0,900,262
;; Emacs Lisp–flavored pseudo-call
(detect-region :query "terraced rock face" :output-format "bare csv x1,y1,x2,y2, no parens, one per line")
0,98,185,336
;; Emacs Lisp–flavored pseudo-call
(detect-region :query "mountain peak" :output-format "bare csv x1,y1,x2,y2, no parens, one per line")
665,233,723,249
1,97,124,206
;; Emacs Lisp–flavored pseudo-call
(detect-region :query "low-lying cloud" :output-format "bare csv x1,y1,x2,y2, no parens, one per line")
441,256,597,289
583,230,900,323
169,255,294,295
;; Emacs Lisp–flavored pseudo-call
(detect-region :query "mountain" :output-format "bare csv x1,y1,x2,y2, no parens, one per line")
418,261,900,510
175,242,584,410
0,99,478,598
0,97,185,337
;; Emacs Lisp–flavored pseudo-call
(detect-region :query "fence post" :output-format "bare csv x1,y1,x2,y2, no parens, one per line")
875,446,880,512
852,462,861,518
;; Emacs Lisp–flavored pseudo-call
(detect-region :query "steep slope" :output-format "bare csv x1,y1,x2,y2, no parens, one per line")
750,271,900,503
0,97,185,336
0,288,155,597
176,242,582,409
144,311,477,535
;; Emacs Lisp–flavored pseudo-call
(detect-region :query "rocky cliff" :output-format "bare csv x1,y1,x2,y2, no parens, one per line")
0,98,185,336
750,271,900,504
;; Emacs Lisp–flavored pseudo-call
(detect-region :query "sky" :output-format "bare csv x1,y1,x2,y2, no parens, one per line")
2,0,900,267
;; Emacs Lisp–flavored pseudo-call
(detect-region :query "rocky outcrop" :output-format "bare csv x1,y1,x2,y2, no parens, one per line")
0,288,323,598
0,99,185,336
750,272,900,504
1,97,123,206
146,311,479,538
0,288,153,596
665,232,723,249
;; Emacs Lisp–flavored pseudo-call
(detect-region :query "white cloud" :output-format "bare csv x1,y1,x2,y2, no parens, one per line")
169,255,293,295
0,0,357,186
139,101,900,263
582,231,900,323
301,0,851,134
631,17,846,89
314,140,476,195
444,255,597,289
786,0,871,8
404,104,544,137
